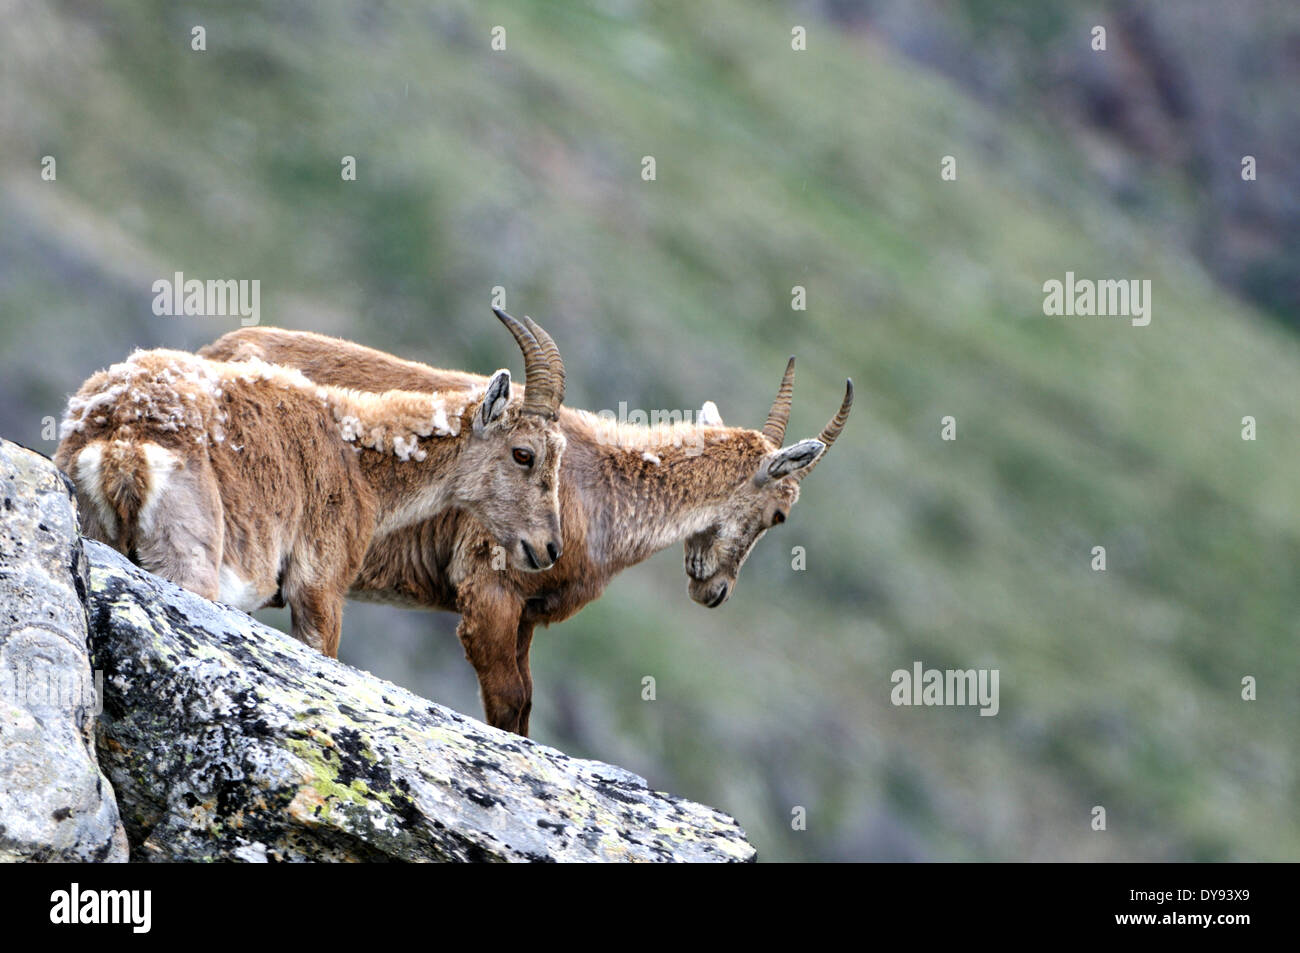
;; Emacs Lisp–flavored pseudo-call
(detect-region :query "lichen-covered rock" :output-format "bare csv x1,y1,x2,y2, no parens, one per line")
86,541,756,862
0,440,128,862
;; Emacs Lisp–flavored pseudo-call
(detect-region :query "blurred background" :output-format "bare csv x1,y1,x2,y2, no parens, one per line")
2,0,1298,861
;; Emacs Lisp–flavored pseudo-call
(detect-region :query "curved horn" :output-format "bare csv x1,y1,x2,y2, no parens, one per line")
763,356,796,445
794,378,853,481
492,308,553,417
521,313,566,412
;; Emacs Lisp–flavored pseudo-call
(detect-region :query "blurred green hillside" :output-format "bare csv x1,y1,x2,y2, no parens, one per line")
1,1,1297,861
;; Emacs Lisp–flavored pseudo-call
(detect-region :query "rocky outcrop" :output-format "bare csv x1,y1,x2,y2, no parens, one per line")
0,441,128,862
0,439,755,862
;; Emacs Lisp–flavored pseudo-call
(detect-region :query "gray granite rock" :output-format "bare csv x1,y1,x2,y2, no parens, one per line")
0,439,128,862
87,540,755,862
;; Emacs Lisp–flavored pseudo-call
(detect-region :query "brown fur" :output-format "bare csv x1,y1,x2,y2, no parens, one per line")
201,328,845,734
55,347,566,657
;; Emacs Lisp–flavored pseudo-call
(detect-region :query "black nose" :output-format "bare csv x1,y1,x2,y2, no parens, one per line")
547,541,561,563
707,583,729,608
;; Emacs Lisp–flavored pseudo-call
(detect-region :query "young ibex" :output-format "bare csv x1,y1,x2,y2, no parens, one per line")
56,310,567,657
201,327,851,734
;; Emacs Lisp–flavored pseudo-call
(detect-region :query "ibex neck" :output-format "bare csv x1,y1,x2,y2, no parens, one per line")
569,415,770,571
367,454,465,538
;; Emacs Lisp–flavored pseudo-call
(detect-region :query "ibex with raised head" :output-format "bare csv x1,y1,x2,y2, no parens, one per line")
57,310,567,657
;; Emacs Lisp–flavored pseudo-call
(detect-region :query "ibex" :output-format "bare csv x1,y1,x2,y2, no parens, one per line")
201,327,851,734
55,310,567,657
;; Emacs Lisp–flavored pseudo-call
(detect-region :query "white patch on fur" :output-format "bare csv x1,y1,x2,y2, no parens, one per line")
698,401,723,426
136,443,179,536
337,415,363,443
73,442,117,540
641,452,661,465
218,565,263,612
61,383,126,438
391,434,427,462
430,396,452,436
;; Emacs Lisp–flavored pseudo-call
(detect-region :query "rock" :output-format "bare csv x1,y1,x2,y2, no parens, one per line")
0,440,128,862
0,436,754,862
87,541,755,862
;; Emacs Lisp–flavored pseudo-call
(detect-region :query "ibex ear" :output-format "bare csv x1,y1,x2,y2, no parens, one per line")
698,400,724,426
475,369,512,433
756,438,824,485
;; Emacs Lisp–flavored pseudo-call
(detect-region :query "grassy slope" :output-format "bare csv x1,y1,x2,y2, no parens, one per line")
1,0,1296,860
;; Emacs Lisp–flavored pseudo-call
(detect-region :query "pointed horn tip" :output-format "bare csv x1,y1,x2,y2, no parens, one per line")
526,314,562,359
522,312,561,353
791,377,853,482
762,356,798,445
492,306,530,336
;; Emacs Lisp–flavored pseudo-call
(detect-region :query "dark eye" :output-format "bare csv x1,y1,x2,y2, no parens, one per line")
512,448,534,466
772,510,786,525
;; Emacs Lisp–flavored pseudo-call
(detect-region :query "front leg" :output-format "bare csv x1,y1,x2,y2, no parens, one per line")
452,577,522,733
515,620,537,737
